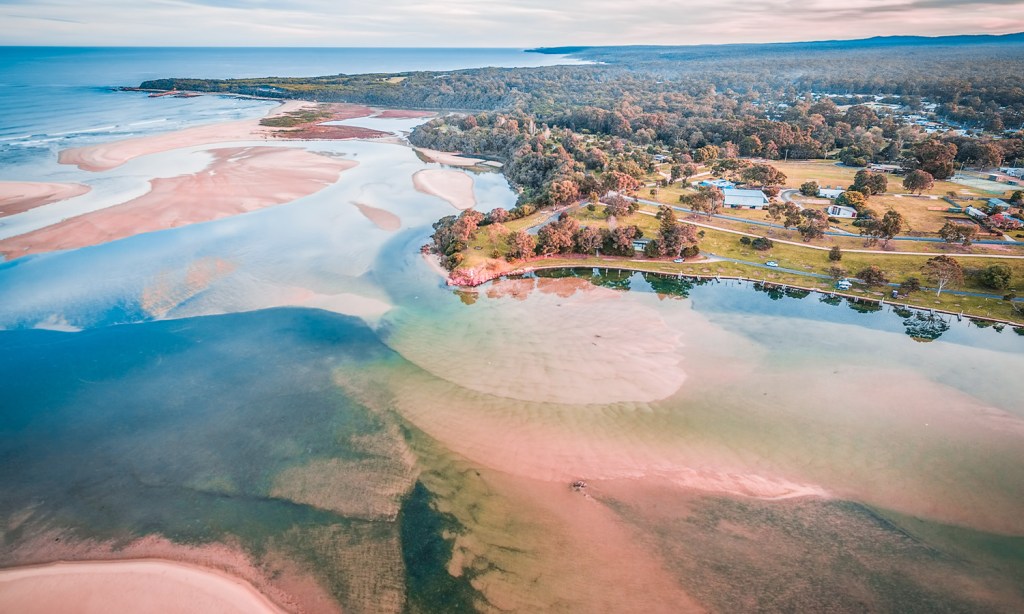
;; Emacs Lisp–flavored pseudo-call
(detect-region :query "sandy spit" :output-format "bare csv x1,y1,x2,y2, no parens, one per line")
0,559,285,614
1,146,355,259
0,182,91,218
412,169,476,210
413,147,484,167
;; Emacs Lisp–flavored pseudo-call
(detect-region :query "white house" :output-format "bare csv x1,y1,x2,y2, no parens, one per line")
722,188,769,209
826,204,858,219
819,188,845,199
966,206,988,219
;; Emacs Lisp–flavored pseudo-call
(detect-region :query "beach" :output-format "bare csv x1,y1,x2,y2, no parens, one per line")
0,560,284,614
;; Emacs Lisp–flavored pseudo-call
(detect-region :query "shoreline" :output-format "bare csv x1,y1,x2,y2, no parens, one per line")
0,182,91,218
0,559,285,614
445,257,1024,328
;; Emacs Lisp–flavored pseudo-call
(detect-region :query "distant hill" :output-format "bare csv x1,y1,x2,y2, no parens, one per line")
529,32,1024,61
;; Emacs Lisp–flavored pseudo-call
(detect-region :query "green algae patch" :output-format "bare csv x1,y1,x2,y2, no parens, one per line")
400,481,478,614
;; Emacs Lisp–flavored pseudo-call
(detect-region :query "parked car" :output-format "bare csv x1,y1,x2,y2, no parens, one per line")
673,258,684,263
836,279,853,290
765,261,779,267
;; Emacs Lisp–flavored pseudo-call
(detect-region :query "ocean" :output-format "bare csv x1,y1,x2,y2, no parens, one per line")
0,46,583,174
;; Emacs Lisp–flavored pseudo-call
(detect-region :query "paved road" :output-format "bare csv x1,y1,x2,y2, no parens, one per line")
704,251,1024,302
633,196,1022,247
636,209,1024,259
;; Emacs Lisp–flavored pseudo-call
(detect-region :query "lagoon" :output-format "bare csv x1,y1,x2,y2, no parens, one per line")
0,48,1022,613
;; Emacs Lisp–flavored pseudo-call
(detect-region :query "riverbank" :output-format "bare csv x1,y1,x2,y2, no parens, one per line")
443,252,1024,327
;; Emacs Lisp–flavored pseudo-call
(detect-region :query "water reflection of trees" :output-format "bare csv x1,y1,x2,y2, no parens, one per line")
902,312,950,342
642,272,694,300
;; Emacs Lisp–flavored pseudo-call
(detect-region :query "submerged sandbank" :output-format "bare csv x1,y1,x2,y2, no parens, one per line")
1,146,355,259
0,182,91,218
412,169,476,210
353,201,402,231
0,560,284,614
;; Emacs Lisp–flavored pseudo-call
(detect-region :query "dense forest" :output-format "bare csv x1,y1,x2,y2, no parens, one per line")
142,34,1024,207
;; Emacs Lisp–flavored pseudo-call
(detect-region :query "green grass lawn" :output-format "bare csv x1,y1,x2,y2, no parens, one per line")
457,205,1024,323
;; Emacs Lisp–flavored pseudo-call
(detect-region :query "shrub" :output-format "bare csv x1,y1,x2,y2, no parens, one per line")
979,264,1013,290
751,237,774,251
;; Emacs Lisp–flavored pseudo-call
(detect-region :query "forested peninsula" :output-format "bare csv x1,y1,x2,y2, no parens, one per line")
139,34,1024,326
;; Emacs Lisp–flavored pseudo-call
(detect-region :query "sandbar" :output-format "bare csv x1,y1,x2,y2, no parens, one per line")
1,146,355,259
414,147,485,167
57,101,380,172
412,168,476,210
0,182,91,218
375,109,435,119
0,559,283,614
353,201,402,231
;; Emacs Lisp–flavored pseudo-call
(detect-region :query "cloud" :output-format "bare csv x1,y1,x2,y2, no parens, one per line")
0,0,1021,46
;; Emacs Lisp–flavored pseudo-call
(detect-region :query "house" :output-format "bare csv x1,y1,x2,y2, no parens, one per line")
826,204,858,219
965,206,988,219
989,213,1023,229
632,238,652,252
819,188,845,199
698,179,735,190
868,163,903,174
653,154,669,162
987,198,1010,210
723,188,770,209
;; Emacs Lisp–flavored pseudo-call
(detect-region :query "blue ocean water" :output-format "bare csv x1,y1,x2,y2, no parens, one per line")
0,47,582,174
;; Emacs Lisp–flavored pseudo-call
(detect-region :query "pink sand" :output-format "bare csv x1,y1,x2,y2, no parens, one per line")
0,182,91,218
412,169,476,210
0,560,284,614
1,146,355,259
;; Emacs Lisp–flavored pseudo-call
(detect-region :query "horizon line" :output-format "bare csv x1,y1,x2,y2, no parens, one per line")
2,30,1023,51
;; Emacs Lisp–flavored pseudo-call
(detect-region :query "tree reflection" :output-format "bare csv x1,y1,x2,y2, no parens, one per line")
902,312,950,342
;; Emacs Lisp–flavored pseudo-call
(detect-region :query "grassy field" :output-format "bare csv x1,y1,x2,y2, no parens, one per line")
454,204,1024,323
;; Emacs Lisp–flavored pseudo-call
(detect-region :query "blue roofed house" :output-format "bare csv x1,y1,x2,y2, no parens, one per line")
987,198,1010,210
723,188,770,209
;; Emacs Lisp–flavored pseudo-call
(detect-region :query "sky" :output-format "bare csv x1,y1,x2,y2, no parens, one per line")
1,0,1023,47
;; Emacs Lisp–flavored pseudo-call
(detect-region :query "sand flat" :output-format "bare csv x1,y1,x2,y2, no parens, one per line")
412,168,476,210
0,560,284,614
0,182,91,218
414,147,484,167
57,101,321,172
1,146,355,259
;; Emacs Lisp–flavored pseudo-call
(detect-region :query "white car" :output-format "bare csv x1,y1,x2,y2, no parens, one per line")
765,261,779,267
673,258,684,263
